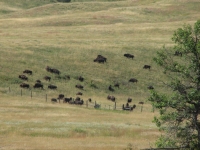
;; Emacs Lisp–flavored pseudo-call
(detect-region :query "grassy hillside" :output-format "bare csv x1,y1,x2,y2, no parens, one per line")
0,0,199,149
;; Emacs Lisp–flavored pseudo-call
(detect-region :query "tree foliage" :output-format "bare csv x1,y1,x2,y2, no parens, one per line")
149,20,200,149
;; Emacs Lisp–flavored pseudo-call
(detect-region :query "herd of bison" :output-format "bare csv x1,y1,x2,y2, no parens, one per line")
18,53,154,111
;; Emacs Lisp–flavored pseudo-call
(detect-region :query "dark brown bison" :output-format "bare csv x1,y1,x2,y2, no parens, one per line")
138,101,144,105
20,83,29,88
75,84,84,89
129,78,138,83
78,76,84,82
107,95,115,102
114,83,119,88
58,94,64,100
127,98,132,103
88,98,92,102
148,86,154,90
174,51,182,56
143,65,151,70
46,66,60,75
33,83,43,89
75,97,81,101
97,55,107,62
74,99,84,105
44,76,51,81
23,69,32,75
51,98,57,103
63,97,72,103
48,84,57,90
36,80,41,83
108,85,114,92
94,57,106,63
124,53,134,59
19,75,28,81
76,92,83,96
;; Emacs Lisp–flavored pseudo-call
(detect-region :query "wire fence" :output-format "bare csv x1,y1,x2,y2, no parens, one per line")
5,87,153,112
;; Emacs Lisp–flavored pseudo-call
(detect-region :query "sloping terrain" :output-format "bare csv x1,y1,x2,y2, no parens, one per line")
0,0,199,149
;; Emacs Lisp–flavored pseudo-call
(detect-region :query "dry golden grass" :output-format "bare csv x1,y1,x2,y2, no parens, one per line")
0,0,199,149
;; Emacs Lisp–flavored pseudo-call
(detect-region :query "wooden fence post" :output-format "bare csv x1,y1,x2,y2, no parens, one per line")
9,87,11,93
141,105,143,112
86,100,88,108
46,94,47,102
114,102,116,110
21,89,22,96
31,91,32,99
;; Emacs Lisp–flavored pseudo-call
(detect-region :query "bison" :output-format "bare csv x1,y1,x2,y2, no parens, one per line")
127,98,132,103
129,78,138,83
20,83,29,88
107,95,115,102
19,75,28,81
48,84,57,90
97,55,107,62
76,92,83,96
114,83,119,88
88,98,92,102
51,98,57,103
33,83,43,89
138,101,144,105
63,97,72,103
58,94,64,100
78,76,84,82
108,85,114,92
75,84,84,90
46,66,60,75
23,69,32,75
36,80,41,83
143,65,151,70
44,76,51,81
124,53,134,59
94,57,106,63
148,85,154,90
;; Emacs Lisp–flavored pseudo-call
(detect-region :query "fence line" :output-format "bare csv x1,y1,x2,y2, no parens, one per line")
7,87,154,112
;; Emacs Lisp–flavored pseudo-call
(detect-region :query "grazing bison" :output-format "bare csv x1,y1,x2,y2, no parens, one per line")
143,65,151,70
78,76,84,82
63,97,72,103
48,84,57,90
36,80,41,83
97,55,107,62
51,98,57,103
44,76,51,81
148,85,154,90
23,69,32,75
107,95,115,102
46,66,60,75
33,83,43,89
127,98,132,103
19,75,28,81
94,57,106,63
58,94,64,100
75,97,81,101
75,84,84,90
108,85,114,92
20,83,29,88
174,51,182,56
88,98,92,102
124,53,134,59
74,99,84,105
114,83,119,88
129,78,138,83
76,92,83,96
138,101,144,105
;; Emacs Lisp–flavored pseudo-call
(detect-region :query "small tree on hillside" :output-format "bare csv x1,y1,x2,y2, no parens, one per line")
149,20,200,149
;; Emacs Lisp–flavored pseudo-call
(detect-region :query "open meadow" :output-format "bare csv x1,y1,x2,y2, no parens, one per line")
0,0,200,149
